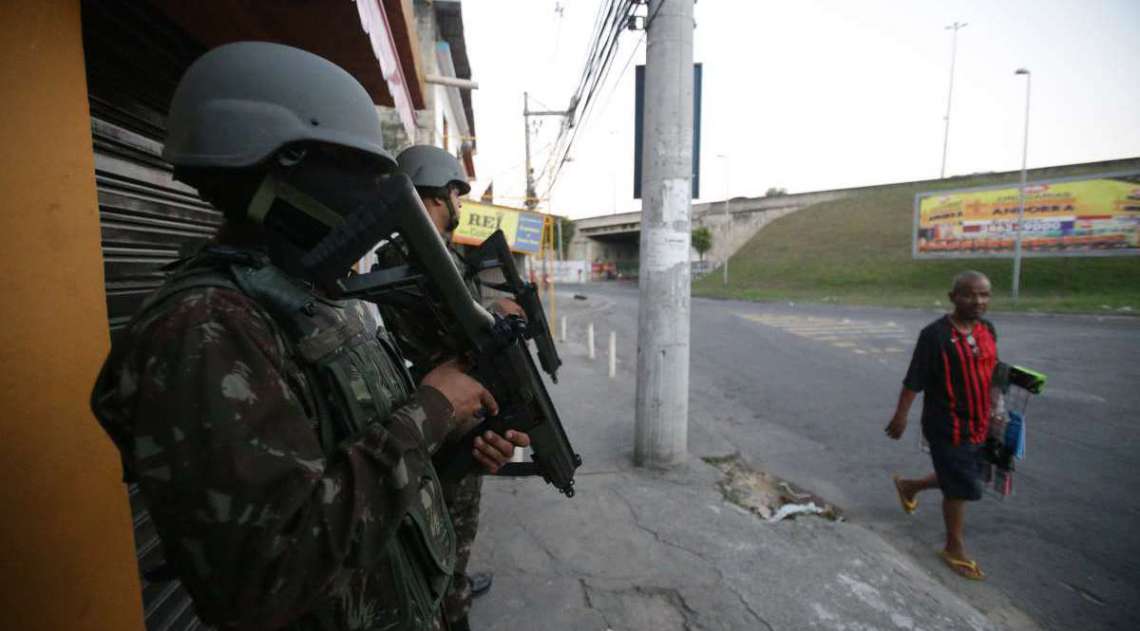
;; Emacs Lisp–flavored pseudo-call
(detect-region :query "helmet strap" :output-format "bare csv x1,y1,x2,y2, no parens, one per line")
247,171,345,230
442,195,460,233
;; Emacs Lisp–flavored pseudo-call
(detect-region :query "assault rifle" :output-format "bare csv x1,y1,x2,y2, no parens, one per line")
465,230,562,382
307,174,581,497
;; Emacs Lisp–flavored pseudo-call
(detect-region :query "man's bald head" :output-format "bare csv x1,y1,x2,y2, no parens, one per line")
951,270,990,296
949,270,992,322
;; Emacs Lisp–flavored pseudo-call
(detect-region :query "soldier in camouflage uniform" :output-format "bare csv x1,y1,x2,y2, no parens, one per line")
376,145,527,631
90,42,526,631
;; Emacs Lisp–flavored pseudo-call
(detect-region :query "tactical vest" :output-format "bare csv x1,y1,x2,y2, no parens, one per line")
139,247,456,630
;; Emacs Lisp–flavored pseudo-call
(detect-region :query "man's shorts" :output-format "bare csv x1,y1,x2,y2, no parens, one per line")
928,440,984,501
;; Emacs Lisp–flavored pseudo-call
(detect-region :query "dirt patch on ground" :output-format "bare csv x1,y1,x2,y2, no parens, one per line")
703,453,842,522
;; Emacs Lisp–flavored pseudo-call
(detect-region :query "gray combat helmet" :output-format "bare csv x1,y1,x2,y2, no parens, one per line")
163,41,395,170
395,145,471,195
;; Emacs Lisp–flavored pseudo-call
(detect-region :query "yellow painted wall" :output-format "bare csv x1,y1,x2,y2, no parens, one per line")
0,2,145,629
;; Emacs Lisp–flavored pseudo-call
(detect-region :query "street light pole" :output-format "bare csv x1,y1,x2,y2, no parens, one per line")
940,21,967,179
1012,68,1031,303
716,154,731,286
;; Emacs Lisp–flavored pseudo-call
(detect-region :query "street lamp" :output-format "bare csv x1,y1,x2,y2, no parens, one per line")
1011,67,1031,303
715,153,732,286
940,21,968,179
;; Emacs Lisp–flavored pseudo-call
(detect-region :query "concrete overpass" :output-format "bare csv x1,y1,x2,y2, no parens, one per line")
567,188,850,268
567,156,1140,273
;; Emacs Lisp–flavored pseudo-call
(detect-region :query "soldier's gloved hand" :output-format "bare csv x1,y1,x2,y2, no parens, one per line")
489,297,525,320
474,429,531,474
420,359,498,431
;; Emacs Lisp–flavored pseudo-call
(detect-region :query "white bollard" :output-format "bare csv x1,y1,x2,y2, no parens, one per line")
587,323,595,360
560,315,567,343
608,331,617,378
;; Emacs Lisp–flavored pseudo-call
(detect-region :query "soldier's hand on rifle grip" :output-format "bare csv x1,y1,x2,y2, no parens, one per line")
473,429,531,474
489,297,526,320
420,358,499,432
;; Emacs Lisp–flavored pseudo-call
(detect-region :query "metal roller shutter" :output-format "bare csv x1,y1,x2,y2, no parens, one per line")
83,2,212,629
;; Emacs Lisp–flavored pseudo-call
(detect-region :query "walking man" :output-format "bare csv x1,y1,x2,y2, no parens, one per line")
885,270,999,581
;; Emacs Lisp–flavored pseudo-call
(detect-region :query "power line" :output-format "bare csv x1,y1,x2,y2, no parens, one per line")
569,0,625,116
482,136,559,194
596,31,646,119
527,0,619,193
537,0,636,197
541,5,634,197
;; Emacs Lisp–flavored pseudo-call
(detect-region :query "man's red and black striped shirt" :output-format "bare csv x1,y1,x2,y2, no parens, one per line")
903,315,999,446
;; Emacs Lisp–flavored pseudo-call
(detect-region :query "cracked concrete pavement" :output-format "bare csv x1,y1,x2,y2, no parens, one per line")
466,289,1010,631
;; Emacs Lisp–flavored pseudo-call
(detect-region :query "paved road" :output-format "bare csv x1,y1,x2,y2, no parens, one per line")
560,282,1140,631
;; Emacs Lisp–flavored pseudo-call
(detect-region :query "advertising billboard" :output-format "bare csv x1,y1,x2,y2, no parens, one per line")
452,201,546,254
913,171,1140,258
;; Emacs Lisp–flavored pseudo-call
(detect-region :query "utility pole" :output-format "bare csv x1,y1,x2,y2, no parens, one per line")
635,0,694,469
556,216,564,261
939,21,967,179
523,92,570,211
523,94,571,317
523,92,536,210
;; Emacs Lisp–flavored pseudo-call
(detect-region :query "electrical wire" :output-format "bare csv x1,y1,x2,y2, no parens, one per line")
476,137,560,202
539,0,637,198
596,31,645,119
568,0,624,116
536,0,636,196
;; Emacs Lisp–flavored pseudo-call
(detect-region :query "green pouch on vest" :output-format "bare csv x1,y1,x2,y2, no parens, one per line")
231,256,456,629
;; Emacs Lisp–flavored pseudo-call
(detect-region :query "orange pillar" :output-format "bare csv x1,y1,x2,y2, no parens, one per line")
0,2,145,629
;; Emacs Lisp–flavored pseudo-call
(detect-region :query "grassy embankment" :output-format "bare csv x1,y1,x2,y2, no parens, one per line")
693,167,1140,314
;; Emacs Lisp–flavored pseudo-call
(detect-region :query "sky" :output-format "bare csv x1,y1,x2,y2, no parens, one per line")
460,0,1140,220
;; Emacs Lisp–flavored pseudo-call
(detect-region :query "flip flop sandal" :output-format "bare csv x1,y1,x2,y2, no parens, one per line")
940,550,985,581
892,475,917,514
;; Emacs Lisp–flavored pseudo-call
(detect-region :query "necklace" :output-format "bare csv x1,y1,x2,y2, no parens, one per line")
948,315,980,356
948,315,974,334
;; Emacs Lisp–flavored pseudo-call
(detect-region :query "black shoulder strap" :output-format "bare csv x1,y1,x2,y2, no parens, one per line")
225,261,346,454
228,263,318,340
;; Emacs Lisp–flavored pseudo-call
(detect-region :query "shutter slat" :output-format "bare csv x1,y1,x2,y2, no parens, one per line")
85,1,211,628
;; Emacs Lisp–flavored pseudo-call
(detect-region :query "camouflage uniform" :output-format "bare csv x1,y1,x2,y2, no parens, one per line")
92,246,457,630
438,470,483,625
373,244,487,627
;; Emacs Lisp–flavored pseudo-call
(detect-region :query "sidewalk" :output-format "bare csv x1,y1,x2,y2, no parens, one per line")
467,290,1000,631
